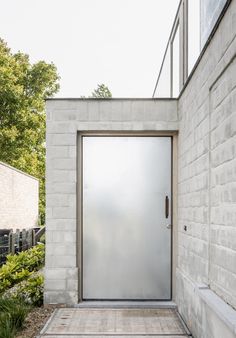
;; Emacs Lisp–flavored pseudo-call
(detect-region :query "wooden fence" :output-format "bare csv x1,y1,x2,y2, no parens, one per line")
0,227,45,266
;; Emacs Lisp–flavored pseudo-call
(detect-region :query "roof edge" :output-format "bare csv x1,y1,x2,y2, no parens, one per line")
0,161,39,182
46,97,178,101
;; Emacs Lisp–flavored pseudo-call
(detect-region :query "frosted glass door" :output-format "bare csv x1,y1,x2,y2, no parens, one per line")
82,137,171,300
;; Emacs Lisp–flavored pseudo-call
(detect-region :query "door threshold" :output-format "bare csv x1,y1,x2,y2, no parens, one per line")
75,301,177,309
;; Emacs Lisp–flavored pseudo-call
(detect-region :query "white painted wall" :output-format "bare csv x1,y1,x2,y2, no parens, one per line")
0,161,39,230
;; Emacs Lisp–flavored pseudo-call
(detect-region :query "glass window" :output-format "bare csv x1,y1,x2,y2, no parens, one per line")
188,0,200,75
154,45,171,98
200,0,227,47
172,24,180,97
153,0,229,97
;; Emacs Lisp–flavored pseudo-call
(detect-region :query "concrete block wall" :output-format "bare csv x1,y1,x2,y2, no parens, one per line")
45,3,236,336
177,0,236,336
0,161,39,230
45,98,178,305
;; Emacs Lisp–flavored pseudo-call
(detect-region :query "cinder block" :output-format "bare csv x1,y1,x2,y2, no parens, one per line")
99,101,113,121
51,230,77,243
46,219,76,231
76,102,88,121
52,110,78,121
47,121,75,133
47,170,76,183
45,279,67,291
69,146,77,158
47,182,76,194
66,279,78,291
47,146,69,158
52,134,76,146
46,243,76,256
131,101,145,121
45,268,67,280
121,101,132,120
46,255,76,268
47,194,69,207
44,291,78,305
52,158,76,170
88,101,100,121
67,268,79,279
111,101,124,121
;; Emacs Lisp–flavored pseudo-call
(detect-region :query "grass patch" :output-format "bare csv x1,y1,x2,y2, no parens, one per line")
0,298,30,338
0,245,45,337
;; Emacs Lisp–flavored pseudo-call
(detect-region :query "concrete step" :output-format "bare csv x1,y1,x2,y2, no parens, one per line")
39,308,191,337
39,335,189,337
75,300,177,309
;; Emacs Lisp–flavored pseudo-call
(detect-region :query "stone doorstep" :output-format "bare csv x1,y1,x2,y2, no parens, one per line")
36,335,188,338
75,301,177,309
38,308,191,337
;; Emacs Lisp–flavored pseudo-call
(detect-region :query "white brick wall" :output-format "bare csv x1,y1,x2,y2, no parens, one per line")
45,3,236,336
0,162,39,230
45,98,178,305
177,0,236,336
209,56,236,309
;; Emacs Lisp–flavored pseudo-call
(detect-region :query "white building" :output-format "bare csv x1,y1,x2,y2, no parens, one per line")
0,161,39,230
45,1,236,337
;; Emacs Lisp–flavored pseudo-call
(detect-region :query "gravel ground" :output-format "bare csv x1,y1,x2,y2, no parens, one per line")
16,306,56,338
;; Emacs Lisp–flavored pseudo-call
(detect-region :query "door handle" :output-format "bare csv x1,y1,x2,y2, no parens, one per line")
165,196,169,219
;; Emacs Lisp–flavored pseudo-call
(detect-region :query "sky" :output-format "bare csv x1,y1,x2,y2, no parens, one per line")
0,0,180,98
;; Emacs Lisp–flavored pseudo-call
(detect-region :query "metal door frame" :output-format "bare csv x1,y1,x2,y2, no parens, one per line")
77,131,177,302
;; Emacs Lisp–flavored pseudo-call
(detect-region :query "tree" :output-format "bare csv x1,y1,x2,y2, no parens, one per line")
90,84,112,98
0,39,60,225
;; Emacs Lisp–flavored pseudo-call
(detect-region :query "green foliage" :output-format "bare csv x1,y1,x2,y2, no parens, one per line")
0,39,60,224
0,298,29,329
4,273,44,307
0,244,45,294
7,243,45,271
0,298,29,337
90,84,112,98
0,317,15,338
16,274,44,306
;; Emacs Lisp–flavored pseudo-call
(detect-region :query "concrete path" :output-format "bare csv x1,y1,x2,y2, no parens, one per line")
39,308,191,337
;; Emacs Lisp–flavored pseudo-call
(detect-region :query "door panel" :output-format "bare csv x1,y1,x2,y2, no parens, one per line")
82,136,171,300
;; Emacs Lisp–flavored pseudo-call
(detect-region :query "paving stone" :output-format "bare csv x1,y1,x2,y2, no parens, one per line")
40,308,189,336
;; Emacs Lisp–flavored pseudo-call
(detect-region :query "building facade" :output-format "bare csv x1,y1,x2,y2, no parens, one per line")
45,1,236,337
0,161,39,230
